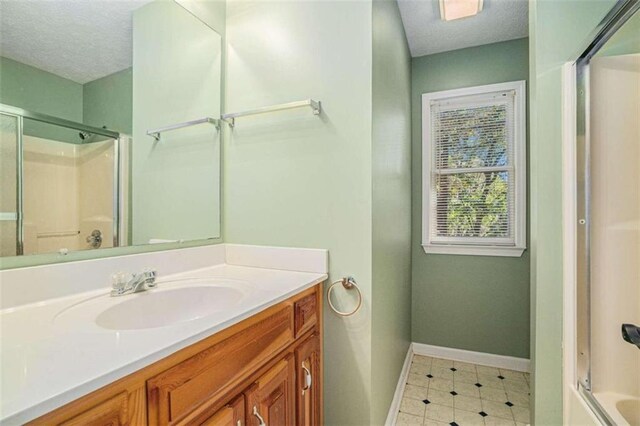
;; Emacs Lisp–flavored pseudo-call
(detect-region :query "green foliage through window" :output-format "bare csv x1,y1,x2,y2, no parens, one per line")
433,104,511,238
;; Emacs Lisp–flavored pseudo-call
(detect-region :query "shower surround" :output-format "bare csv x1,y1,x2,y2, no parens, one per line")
20,135,116,255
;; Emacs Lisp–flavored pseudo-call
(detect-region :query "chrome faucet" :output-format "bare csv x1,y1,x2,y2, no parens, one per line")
110,269,157,297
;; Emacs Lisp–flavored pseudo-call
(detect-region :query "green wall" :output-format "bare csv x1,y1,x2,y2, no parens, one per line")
599,8,640,57
176,0,226,36
411,38,531,359
132,0,222,244
371,0,412,424
223,1,374,423
83,68,133,135
224,1,413,423
0,56,132,142
528,0,616,423
0,56,83,122
0,56,84,143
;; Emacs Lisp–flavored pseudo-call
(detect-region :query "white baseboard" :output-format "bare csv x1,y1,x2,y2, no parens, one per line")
385,345,414,426
412,342,530,373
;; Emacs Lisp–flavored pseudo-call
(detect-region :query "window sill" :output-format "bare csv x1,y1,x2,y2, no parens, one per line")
422,244,526,257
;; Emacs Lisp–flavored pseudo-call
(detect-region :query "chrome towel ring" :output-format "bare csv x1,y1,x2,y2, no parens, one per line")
327,276,362,317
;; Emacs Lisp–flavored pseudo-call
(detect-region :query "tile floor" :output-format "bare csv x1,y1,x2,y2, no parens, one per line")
395,355,531,426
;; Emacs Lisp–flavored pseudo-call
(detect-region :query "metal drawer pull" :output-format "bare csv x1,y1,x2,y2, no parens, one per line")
302,364,312,394
327,276,362,316
253,406,266,426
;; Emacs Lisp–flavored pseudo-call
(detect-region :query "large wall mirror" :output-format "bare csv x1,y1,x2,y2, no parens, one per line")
0,0,222,259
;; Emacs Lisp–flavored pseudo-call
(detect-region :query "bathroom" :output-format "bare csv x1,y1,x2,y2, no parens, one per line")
0,0,637,425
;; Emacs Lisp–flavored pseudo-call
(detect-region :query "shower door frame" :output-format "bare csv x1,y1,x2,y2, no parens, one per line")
0,103,123,253
574,0,640,423
0,110,24,255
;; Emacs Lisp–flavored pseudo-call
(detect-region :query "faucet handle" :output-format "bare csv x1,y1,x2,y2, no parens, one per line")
111,272,128,288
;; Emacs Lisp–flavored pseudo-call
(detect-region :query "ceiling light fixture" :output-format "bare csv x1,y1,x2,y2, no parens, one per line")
439,0,484,21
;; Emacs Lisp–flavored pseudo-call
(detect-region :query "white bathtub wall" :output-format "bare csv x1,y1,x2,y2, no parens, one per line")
77,140,115,249
590,53,640,400
22,136,80,254
21,136,116,255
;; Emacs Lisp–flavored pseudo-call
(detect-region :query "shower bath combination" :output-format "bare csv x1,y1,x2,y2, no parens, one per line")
0,104,127,257
573,1,640,424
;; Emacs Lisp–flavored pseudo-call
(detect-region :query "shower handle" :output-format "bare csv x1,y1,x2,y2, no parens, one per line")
86,229,103,249
621,323,640,349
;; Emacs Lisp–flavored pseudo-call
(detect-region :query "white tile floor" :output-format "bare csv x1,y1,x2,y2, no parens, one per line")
395,355,531,426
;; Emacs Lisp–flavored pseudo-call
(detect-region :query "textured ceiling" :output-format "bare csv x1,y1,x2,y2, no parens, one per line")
397,0,528,58
0,0,153,84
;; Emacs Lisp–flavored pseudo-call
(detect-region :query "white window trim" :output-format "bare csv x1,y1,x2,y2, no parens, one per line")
421,80,527,257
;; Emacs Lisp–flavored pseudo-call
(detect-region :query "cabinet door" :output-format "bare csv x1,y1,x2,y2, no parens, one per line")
295,334,321,426
244,356,295,426
201,395,245,426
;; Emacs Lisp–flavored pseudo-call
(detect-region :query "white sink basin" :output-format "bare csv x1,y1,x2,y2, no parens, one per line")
53,278,248,331
96,286,244,330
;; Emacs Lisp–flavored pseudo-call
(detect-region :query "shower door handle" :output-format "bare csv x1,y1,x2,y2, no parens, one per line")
621,323,640,349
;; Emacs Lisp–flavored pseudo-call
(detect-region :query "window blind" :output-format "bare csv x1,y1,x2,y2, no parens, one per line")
429,90,516,245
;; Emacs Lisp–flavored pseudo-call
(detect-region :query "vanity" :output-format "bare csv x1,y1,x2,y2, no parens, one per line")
0,244,328,425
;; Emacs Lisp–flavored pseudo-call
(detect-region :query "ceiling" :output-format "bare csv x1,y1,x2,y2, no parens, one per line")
397,0,529,58
0,0,528,82
0,0,153,84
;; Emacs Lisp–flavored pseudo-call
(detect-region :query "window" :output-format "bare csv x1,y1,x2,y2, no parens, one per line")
422,81,526,257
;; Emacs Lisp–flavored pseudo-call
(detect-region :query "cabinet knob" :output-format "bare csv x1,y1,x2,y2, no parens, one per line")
252,406,266,426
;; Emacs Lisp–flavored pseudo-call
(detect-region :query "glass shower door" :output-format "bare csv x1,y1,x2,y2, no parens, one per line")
20,118,119,255
0,113,22,256
0,104,124,258
576,2,640,424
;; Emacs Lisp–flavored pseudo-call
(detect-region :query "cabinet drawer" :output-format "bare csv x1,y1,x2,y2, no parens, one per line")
59,392,128,426
147,306,294,425
28,386,146,426
294,291,318,337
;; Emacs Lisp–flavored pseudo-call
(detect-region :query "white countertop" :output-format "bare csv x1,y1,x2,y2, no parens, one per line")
0,247,327,425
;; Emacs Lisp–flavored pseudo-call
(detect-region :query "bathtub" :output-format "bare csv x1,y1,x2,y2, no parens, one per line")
593,392,640,426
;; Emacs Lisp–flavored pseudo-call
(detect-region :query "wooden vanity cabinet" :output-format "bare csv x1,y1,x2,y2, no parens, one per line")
28,284,323,426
